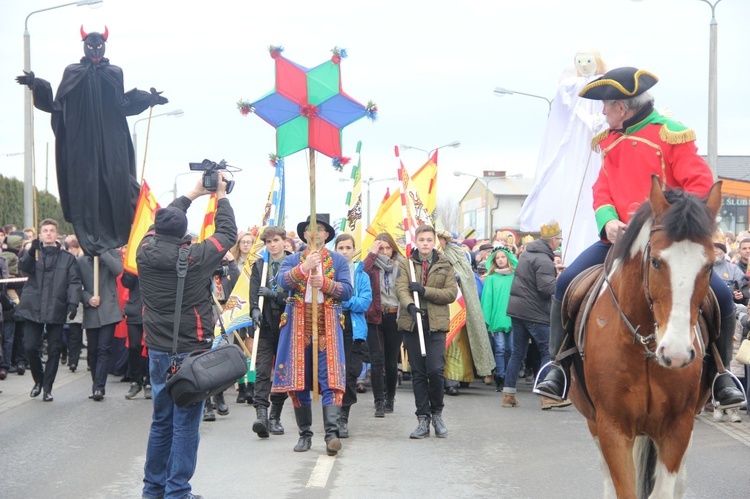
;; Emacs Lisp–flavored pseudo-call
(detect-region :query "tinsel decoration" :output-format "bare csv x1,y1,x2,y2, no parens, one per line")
268,45,284,59
237,100,254,116
330,46,348,64
268,153,282,167
365,100,378,122
331,156,351,172
300,104,319,118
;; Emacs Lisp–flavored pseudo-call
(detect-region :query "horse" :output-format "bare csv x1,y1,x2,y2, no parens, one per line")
568,176,722,499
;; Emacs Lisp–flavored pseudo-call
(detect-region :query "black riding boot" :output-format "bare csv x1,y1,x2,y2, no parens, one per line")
534,298,570,402
323,405,342,456
252,406,270,438
293,406,313,452
269,402,285,435
339,405,351,438
711,313,746,410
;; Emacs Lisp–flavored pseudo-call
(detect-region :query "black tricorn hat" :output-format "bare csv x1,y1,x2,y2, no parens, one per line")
579,67,658,100
296,214,335,244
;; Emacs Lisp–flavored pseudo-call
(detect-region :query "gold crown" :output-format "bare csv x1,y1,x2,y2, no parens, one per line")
521,235,534,245
540,221,561,239
713,231,727,245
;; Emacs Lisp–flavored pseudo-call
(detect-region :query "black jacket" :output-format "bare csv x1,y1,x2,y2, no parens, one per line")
17,243,82,324
121,270,143,325
250,251,291,330
137,196,237,353
506,239,557,325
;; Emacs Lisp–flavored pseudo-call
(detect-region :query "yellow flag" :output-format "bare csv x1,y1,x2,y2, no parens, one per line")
362,151,438,254
123,181,160,275
341,141,364,260
199,193,218,242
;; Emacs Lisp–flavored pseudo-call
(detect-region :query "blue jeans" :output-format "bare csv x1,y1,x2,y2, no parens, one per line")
489,331,512,379
503,319,550,394
143,350,204,499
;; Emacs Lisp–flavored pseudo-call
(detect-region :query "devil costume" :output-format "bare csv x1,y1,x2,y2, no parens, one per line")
17,27,168,256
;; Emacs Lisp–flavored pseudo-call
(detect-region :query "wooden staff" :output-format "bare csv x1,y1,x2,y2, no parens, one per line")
250,260,269,372
139,107,153,183
309,148,320,402
93,256,100,298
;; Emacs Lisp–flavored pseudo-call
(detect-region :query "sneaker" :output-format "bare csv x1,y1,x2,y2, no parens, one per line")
125,382,142,400
713,408,725,422
144,384,152,399
432,413,448,438
203,405,216,422
727,408,742,423
409,416,430,439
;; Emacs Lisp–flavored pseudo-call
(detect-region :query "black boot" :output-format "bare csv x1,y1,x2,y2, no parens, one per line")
236,383,248,404
268,402,285,435
323,405,342,456
253,406,270,438
214,392,229,416
409,415,430,439
339,405,351,438
203,403,216,422
711,314,746,410
293,406,313,452
374,399,385,418
384,394,395,413
534,298,569,402
246,382,255,405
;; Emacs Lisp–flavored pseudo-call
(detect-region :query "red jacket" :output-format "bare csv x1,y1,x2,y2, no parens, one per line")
592,110,713,238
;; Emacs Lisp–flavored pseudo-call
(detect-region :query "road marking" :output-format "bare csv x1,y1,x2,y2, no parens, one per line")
306,455,335,488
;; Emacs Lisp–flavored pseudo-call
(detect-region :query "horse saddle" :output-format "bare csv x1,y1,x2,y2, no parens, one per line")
561,264,606,359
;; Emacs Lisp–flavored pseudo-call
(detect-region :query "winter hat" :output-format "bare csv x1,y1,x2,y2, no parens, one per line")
154,207,188,238
6,235,24,252
462,238,477,251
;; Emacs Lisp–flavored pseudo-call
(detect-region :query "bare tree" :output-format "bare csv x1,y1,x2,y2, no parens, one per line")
434,196,460,232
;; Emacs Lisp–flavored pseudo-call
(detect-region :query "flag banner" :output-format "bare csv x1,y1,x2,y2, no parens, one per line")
199,193,218,242
341,141,363,260
362,151,437,253
123,181,160,275
446,287,466,346
262,159,285,227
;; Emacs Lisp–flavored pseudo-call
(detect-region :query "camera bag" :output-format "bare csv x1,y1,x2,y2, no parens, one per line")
165,246,248,408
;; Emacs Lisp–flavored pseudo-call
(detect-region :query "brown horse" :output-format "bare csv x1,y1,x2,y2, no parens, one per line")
569,176,722,498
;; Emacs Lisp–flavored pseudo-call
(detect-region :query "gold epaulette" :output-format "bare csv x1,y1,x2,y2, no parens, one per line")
591,129,610,151
659,125,696,144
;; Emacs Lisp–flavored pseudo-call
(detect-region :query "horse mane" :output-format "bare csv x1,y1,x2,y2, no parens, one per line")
612,189,715,262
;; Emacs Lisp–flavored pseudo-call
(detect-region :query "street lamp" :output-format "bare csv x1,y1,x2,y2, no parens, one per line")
23,0,104,229
132,109,185,177
494,87,553,116
172,171,196,200
399,140,461,158
632,0,721,179
454,171,522,239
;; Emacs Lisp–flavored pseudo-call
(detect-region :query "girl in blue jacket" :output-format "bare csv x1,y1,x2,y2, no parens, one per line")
334,234,372,437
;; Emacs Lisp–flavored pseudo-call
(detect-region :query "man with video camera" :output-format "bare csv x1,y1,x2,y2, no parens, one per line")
138,172,237,499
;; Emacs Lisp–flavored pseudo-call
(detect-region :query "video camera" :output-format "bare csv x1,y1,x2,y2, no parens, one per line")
188,159,238,194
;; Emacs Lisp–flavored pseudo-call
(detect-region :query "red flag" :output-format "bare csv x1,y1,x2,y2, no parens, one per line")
123,181,160,275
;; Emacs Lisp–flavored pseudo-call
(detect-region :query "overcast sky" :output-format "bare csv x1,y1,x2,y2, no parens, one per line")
1,0,748,232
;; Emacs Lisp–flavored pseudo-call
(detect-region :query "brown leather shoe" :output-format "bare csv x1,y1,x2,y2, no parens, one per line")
541,398,572,410
502,393,518,408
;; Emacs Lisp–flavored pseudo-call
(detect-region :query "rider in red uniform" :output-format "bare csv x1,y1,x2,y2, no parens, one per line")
535,67,745,410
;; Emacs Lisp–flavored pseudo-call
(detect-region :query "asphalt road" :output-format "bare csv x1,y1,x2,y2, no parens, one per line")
1,364,748,498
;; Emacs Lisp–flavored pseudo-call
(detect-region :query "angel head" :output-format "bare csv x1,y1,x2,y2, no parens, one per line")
574,48,606,77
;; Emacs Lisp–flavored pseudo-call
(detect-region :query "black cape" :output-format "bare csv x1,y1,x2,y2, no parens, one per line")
30,57,154,256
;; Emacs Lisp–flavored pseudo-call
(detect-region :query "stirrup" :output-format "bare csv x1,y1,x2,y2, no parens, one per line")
532,361,568,402
711,371,748,411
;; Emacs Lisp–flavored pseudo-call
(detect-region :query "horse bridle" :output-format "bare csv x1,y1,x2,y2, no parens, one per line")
602,224,666,360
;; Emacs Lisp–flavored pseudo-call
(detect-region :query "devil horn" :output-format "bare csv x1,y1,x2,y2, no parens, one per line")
80,25,88,41
102,26,109,41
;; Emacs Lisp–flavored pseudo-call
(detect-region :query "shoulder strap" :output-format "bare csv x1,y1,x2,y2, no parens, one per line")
171,245,190,356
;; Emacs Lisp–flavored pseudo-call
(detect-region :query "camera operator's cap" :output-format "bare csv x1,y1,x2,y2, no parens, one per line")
579,67,658,100
297,214,335,244
540,220,561,239
154,207,188,238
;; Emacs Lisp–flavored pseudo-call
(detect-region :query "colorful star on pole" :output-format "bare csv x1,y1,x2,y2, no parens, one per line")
238,46,376,163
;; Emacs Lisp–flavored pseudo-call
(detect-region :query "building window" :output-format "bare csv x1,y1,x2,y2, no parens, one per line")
720,197,749,234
